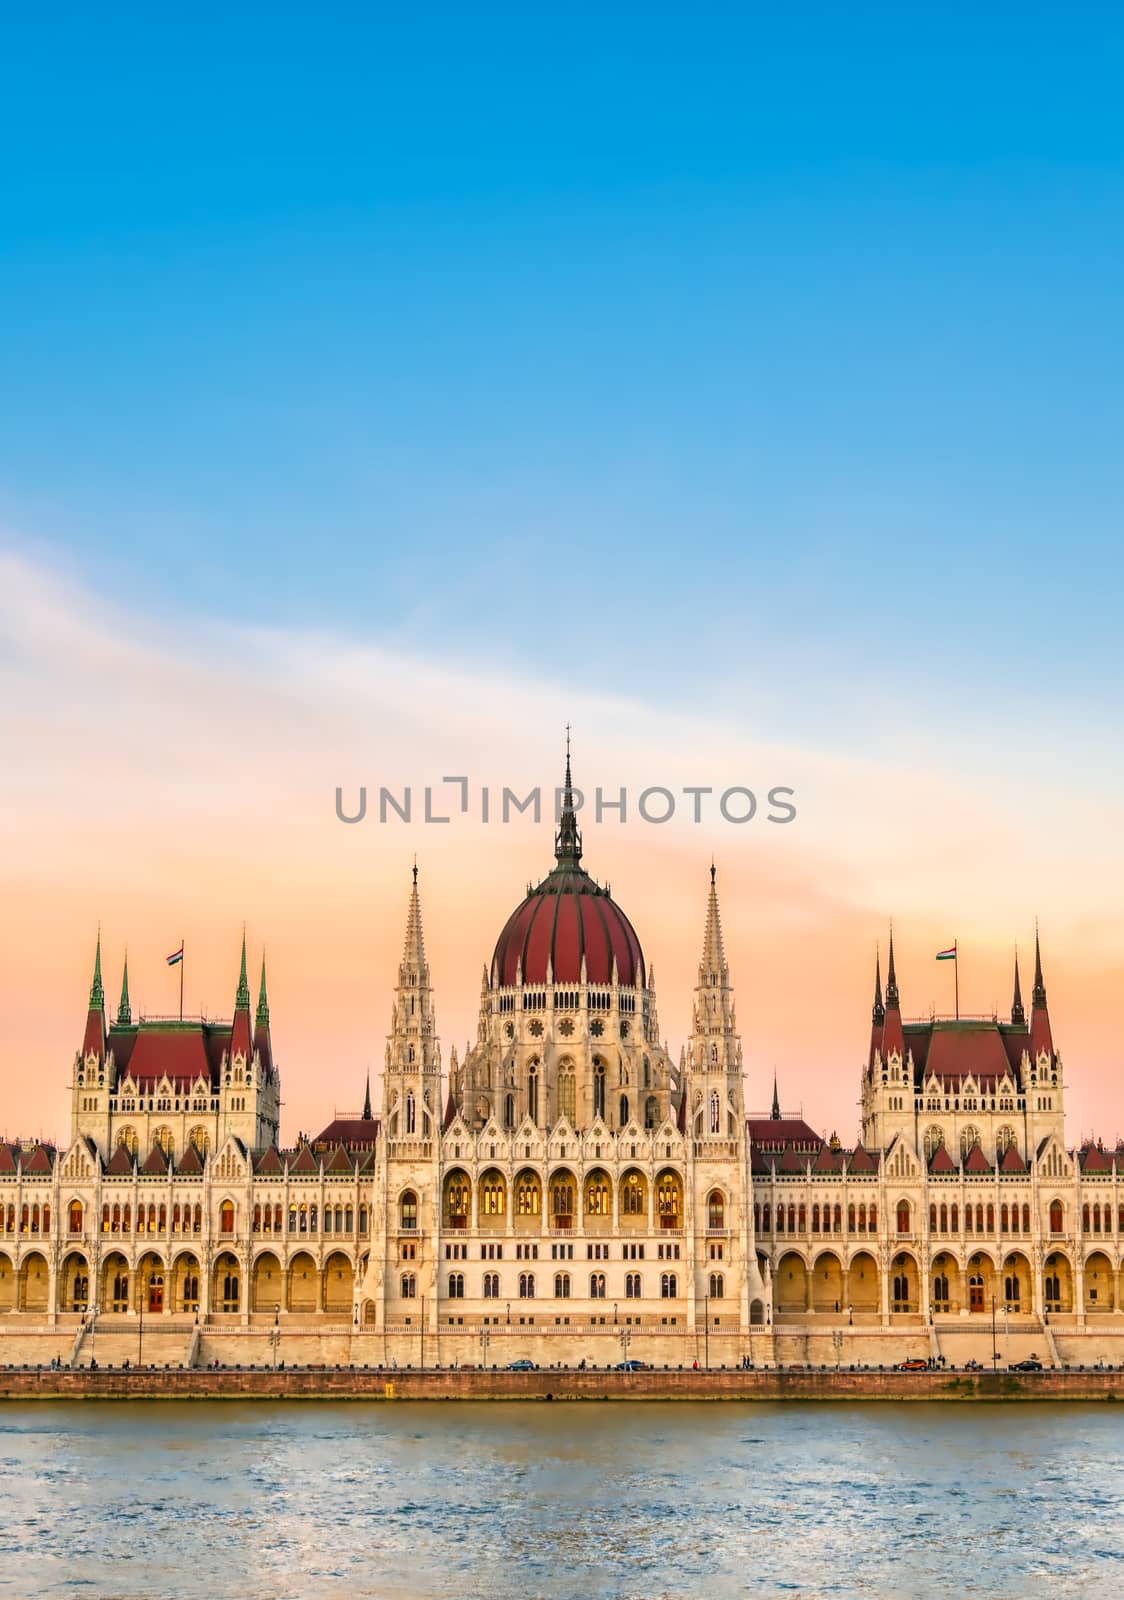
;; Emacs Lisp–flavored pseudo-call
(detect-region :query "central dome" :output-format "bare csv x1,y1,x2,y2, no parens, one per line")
491,750,646,989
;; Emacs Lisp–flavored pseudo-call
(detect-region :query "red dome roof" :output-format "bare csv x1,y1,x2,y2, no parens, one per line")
493,750,645,987
493,864,646,988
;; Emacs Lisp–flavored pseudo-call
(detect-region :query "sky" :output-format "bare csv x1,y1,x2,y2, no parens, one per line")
1,4,1123,1145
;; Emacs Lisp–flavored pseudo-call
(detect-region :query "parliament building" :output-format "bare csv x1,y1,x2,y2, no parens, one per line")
2,755,1121,1371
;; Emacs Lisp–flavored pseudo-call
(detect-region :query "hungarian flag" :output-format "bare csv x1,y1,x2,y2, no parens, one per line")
936,944,957,961
166,944,184,967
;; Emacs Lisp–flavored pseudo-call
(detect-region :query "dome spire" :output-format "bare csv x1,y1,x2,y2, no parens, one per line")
554,724,582,867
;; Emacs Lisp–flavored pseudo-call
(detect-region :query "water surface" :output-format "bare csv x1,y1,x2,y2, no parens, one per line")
3,1401,1122,1598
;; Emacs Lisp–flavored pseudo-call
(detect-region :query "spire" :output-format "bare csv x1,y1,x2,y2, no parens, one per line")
885,926,899,1009
362,1069,372,1121
771,1072,781,1120
401,861,427,975
256,953,269,1028
1011,947,1025,1027
1032,924,1047,1008
116,952,132,1027
89,930,105,1010
699,860,727,980
82,930,107,1061
236,928,251,1010
553,725,582,867
871,948,884,1025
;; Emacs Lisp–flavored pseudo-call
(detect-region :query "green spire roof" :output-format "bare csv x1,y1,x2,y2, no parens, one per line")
89,931,105,1011
256,953,269,1028
116,953,132,1026
771,1072,781,1120
236,928,251,1010
362,1069,372,1121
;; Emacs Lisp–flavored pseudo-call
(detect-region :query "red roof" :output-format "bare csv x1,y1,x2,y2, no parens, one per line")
313,1118,380,1152
999,1144,1028,1173
492,864,645,987
288,1145,318,1175
105,1145,135,1175
929,1144,957,1174
141,1145,169,1175
254,1148,285,1175
1080,1143,1113,1173
847,1146,880,1174
177,1144,204,1175
746,1117,822,1148
22,1144,54,1174
964,1142,993,1174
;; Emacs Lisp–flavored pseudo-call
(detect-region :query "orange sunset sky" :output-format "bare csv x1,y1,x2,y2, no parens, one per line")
3,545,1123,1150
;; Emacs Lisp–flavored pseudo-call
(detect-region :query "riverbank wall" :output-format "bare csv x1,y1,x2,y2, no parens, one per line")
3,1366,1123,1402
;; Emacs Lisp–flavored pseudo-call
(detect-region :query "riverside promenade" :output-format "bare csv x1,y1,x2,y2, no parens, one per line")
3,1365,1124,1402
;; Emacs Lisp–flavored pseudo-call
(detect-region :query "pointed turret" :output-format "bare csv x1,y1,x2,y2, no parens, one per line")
882,926,905,1058
362,1070,372,1122
1030,925,1054,1058
256,954,269,1028
252,951,274,1079
231,929,253,1060
871,950,884,1025
116,952,132,1027
81,931,107,1062
771,1072,781,1121
686,863,744,1136
384,862,440,1126
553,727,582,867
1010,947,1025,1027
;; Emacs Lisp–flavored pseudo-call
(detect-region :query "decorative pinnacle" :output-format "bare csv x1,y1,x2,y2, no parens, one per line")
236,927,251,1010
1033,922,1047,1008
89,929,105,1011
771,1072,781,1121
554,727,582,866
1011,945,1025,1027
872,947,885,1025
362,1069,372,1121
885,925,900,1009
256,953,270,1028
116,951,132,1027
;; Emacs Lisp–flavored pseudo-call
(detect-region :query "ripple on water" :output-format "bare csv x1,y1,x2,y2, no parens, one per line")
1,1402,1122,1599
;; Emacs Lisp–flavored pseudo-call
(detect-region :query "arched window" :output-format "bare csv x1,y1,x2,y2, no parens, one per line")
622,1173,645,1216
116,1126,138,1155
401,1273,416,1298
996,1126,1017,1157
660,1272,677,1299
656,1172,682,1229
1000,1204,1010,1234
221,1266,239,1311
959,1126,981,1160
986,1204,995,1232
709,1090,720,1134
481,1174,506,1217
585,1173,610,1217
593,1060,606,1120
1004,1272,1021,1306
68,1201,83,1234
892,1271,910,1309
448,1273,464,1299
154,1126,174,1157
528,1062,539,1123
896,1200,910,1234
923,1125,945,1161
590,1272,606,1299
625,1273,641,1298
555,1273,570,1298
763,1203,772,1232
619,1094,630,1126
708,1272,724,1299
405,1093,416,1135
515,1174,540,1216
483,1273,500,1298
933,1271,949,1304
644,1095,659,1130
519,1272,535,1298
1049,1200,1064,1234
504,1094,515,1132
558,1066,576,1125
707,1190,725,1229
219,1200,235,1235
812,1203,821,1233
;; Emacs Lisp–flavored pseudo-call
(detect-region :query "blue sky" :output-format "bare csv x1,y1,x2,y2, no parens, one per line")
2,4,1123,738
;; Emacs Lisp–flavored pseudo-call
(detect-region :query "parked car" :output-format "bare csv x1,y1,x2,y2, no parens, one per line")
507,1359,538,1371
894,1358,929,1371
1009,1358,1044,1371
615,1359,652,1371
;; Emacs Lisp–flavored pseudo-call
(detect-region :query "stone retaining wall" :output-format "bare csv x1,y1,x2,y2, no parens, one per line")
2,1367,1122,1402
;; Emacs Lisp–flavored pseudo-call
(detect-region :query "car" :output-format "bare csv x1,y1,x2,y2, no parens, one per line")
894,1358,929,1371
1009,1358,1044,1371
614,1359,652,1371
507,1359,538,1371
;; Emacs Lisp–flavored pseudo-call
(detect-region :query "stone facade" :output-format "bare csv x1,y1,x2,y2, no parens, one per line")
2,761,1123,1368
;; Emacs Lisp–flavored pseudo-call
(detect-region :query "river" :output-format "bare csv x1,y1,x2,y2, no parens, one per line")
3,1401,1122,1597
